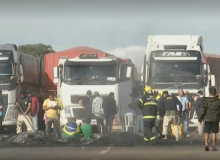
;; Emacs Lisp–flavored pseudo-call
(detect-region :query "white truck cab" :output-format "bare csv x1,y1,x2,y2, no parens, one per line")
53,54,133,127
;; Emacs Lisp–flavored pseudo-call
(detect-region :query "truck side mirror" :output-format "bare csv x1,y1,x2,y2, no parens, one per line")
53,67,59,84
19,64,24,82
126,66,132,78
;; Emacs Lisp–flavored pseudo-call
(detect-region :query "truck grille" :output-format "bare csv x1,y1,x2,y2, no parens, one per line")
70,94,109,104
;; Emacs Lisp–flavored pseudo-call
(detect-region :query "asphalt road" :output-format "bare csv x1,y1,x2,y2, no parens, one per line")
1,145,220,160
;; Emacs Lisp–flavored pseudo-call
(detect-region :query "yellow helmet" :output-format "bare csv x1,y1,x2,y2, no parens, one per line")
161,90,165,96
154,89,158,93
144,86,152,93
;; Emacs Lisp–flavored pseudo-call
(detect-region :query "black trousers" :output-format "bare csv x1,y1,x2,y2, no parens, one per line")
95,116,105,135
105,114,115,134
144,119,156,141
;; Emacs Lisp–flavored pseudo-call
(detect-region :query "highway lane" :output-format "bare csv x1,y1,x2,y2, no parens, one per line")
1,145,220,160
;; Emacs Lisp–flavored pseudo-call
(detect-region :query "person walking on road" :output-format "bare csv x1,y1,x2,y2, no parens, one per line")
92,91,105,138
102,92,117,134
199,87,220,151
177,89,190,137
14,91,33,134
26,91,39,131
195,90,204,138
159,90,182,141
137,86,158,145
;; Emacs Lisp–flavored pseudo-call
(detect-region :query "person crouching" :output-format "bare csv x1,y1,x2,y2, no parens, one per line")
62,117,80,139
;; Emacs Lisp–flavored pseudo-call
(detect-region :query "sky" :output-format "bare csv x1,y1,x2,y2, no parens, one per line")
0,0,220,70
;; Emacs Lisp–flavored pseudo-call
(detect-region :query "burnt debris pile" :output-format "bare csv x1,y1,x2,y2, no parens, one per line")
88,132,146,147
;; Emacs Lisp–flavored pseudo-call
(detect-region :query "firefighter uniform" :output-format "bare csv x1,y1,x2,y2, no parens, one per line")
138,86,157,143
158,91,183,140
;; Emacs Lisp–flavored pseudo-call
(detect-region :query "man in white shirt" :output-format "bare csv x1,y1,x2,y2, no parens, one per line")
177,89,189,137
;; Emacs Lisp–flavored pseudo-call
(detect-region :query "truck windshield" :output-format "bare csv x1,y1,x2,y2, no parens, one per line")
150,62,200,81
64,64,117,85
0,62,14,75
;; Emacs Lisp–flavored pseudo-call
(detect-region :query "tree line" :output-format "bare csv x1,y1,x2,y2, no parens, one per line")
18,43,55,58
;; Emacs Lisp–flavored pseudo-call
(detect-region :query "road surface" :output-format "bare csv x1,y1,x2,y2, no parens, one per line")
1,145,220,160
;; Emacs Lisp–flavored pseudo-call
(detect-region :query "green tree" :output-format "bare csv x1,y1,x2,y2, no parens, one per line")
18,43,55,58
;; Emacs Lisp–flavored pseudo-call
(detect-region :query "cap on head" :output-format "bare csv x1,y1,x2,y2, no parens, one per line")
86,90,92,95
93,91,99,96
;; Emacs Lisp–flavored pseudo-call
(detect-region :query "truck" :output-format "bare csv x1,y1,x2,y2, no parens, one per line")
0,44,46,132
141,35,216,127
44,46,135,128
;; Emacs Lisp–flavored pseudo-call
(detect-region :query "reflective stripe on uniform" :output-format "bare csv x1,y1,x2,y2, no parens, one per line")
143,116,156,119
144,136,156,141
144,102,157,105
139,99,143,103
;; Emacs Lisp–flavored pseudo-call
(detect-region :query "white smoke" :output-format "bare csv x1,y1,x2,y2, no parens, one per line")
107,45,145,72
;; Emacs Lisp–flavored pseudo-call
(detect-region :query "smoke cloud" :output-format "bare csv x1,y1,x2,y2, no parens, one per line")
107,45,145,72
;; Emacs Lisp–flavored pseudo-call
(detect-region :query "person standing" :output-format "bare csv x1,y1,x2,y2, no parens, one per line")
199,87,220,151
14,91,33,134
102,92,117,134
176,89,189,137
92,91,105,138
184,91,193,119
159,90,183,141
43,92,61,138
26,91,39,131
137,86,158,145
134,91,144,133
81,90,93,124
195,90,204,138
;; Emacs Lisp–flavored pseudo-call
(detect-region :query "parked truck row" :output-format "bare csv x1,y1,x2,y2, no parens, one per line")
1,35,220,132
0,45,139,131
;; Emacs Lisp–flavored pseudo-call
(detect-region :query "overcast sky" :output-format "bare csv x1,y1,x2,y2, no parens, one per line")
0,0,220,69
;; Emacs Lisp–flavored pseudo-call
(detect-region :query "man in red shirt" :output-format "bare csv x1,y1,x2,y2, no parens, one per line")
27,91,39,131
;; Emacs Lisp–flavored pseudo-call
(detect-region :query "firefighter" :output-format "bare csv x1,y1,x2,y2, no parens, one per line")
159,90,183,141
154,89,161,100
138,86,158,144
